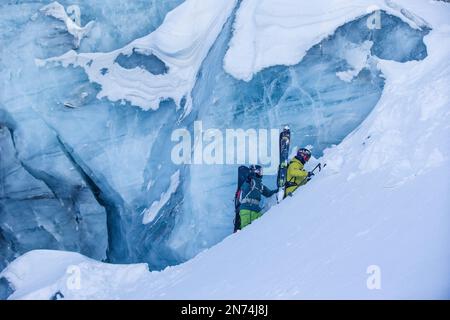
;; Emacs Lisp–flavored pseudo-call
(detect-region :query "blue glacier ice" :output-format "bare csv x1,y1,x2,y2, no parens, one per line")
0,0,184,271
0,0,430,277
116,50,169,75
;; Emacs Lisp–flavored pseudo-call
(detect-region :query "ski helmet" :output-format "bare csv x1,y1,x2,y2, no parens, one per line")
249,164,263,177
297,148,312,162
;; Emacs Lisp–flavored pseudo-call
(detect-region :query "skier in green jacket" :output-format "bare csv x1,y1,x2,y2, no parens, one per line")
238,165,278,229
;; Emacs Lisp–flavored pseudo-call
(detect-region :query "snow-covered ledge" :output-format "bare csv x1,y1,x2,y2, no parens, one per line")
224,0,430,81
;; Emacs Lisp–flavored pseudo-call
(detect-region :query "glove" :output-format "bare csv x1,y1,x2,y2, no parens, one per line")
307,171,315,178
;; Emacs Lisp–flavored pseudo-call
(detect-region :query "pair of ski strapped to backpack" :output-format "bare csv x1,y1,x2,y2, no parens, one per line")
276,126,327,198
276,126,291,203
233,166,249,232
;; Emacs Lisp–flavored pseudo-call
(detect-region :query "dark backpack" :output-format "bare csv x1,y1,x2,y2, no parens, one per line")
234,166,250,232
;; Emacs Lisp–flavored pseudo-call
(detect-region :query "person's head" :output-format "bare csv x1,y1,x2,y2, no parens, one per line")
249,165,263,178
296,148,312,164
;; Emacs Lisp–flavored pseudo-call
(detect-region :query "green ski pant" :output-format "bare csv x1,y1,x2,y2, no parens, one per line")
239,209,262,229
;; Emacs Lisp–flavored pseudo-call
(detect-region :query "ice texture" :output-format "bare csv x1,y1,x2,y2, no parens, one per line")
0,0,185,271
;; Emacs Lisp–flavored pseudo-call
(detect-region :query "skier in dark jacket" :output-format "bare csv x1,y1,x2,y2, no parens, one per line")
238,165,278,229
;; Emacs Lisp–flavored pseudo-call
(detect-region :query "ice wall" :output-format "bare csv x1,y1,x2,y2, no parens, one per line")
0,1,184,270
169,11,429,260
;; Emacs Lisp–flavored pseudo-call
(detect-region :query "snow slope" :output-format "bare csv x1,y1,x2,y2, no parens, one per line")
1,1,449,299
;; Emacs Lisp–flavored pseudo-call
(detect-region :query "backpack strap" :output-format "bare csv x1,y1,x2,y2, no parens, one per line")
240,177,259,203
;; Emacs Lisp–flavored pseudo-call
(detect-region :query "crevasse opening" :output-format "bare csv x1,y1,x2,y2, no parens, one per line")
0,0,430,278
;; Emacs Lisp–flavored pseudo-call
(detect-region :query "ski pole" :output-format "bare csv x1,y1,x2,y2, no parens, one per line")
307,162,326,178
309,162,326,178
